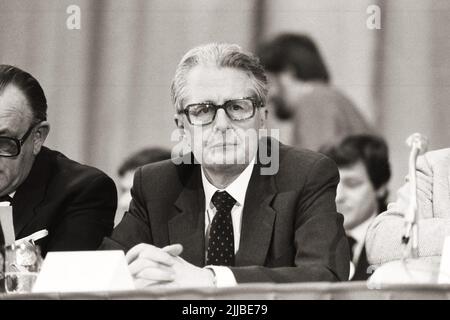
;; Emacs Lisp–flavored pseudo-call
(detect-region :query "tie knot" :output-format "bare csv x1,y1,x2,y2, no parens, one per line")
211,191,236,212
0,194,12,204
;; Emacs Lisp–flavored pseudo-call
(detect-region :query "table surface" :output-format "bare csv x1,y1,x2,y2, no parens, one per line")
2,281,450,300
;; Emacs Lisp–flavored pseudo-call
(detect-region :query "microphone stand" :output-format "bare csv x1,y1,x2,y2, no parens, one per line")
402,133,428,260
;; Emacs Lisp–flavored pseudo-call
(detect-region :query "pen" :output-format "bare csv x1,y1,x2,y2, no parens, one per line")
15,229,49,245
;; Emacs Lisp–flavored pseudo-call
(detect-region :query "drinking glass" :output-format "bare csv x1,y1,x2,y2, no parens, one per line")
3,242,43,293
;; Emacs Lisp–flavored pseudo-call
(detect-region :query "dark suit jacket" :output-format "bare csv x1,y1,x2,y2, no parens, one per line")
0,147,117,256
101,138,350,283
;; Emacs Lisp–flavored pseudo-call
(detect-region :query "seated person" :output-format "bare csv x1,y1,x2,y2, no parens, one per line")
320,134,391,280
116,147,171,225
366,148,450,266
257,33,373,151
0,65,117,255
101,43,350,288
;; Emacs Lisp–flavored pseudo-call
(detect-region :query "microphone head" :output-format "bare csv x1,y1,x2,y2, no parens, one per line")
406,133,428,155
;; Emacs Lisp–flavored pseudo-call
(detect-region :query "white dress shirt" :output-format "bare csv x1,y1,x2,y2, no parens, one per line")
201,157,255,287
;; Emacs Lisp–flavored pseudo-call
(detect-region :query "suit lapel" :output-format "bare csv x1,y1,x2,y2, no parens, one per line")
235,140,278,266
168,165,206,267
12,148,51,238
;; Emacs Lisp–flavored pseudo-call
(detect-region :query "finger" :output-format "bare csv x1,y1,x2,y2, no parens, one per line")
134,278,159,289
128,258,174,276
126,243,175,266
126,243,151,264
135,267,176,282
138,248,176,267
162,244,183,256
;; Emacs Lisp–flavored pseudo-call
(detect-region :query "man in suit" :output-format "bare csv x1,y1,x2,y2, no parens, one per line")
320,135,391,280
366,148,450,266
0,64,117,255
101,43,349,287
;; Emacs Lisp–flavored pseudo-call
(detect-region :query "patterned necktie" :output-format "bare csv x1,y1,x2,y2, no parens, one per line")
206,191,236,266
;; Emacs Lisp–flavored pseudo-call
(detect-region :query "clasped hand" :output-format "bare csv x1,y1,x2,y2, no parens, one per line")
126,243,215,289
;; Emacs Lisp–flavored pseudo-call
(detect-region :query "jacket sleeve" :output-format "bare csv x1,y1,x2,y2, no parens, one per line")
46,172,117,252
366,154,450,265
230,156,350,283
99,167,153,251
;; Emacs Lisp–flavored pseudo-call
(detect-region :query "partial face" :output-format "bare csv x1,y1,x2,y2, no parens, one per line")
336,161,378,231
0,85,39,195
267,71,297,120
117,170,134,213
177,66,265,171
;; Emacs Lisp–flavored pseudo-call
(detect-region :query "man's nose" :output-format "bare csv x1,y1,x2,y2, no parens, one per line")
213,109,232,131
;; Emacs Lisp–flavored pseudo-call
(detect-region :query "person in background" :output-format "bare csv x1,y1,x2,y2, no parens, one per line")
258,33,373,151
366,148,450,267
320,134,391,280
101,42,350,287
116,147,171,225
0,64,117,255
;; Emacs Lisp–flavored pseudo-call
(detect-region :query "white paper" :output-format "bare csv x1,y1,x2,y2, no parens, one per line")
32,250,135,293
438,236,450,283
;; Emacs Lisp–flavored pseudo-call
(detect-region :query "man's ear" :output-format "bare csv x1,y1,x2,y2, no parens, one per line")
376,184,388,199
32,121,50,155
174,114,184,129
259,108,268,128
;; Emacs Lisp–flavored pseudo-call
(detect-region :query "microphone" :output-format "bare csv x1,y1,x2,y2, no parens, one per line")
402,133,428,258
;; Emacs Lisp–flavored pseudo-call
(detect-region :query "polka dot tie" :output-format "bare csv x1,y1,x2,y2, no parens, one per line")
206,191,236,266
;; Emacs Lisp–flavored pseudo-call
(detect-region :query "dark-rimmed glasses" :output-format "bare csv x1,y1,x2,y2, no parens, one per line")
0,123,38,157
178,97,263,126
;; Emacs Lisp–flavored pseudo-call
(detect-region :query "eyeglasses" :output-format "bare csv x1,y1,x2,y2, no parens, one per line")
0,123,38,157
179,97,263,126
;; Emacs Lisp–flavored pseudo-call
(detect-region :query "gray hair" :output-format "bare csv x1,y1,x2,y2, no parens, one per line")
170,43,268,112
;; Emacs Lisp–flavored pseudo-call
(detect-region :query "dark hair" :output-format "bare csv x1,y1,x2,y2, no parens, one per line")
257,33,330,83
118,147,171,176
320,134,391,212
0,64,47,122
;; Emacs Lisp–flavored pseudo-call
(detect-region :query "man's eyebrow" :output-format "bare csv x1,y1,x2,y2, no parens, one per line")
0,128,14,136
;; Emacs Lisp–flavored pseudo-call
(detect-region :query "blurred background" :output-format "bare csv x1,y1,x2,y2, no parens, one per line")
0,0,449,197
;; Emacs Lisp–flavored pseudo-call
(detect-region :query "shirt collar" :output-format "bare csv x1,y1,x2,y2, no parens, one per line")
201,157,256,209
347,212,377,245
0,191,15,206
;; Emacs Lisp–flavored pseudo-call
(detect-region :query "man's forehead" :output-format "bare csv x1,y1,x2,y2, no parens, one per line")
184,65,256,103
0,85,33,132
339,161,368,177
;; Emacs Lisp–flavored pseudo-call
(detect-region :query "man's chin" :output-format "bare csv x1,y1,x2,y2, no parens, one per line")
201,153,249,167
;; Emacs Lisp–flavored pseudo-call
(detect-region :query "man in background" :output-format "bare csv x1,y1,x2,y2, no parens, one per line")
116,147,170,225
258,33,373,151
320,134,391,280
0,64,117,255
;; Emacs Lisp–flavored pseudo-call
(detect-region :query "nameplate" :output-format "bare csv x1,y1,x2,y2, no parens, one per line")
32,250,135,293
438,236,450,283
